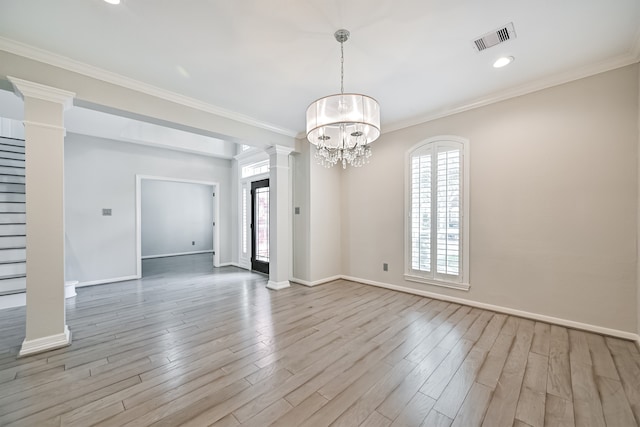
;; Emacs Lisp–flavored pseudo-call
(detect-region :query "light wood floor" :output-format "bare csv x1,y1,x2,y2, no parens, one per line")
0,254,639,426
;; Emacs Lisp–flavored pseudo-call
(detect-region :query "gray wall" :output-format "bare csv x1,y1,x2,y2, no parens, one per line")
141,180,213,258
65,133,233,283
340,64,639,333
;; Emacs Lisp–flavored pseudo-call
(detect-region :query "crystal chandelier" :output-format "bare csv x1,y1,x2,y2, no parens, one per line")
306,29,381,169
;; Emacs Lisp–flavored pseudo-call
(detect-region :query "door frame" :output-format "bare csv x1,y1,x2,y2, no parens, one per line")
135,174,220,278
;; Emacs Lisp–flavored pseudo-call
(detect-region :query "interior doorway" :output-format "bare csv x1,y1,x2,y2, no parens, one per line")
135,175,220,278
251,179,269,274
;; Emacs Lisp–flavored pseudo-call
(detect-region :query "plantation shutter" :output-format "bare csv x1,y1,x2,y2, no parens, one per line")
410,141,463,282
410,147,432,272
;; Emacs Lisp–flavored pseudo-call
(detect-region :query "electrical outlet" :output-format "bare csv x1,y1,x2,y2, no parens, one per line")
192,241,195,245
383,263,388,271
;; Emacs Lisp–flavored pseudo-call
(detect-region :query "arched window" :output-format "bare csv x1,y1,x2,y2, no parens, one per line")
405,136,470,290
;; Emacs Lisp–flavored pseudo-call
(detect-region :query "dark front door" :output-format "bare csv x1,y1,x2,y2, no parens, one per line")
251,179,269,274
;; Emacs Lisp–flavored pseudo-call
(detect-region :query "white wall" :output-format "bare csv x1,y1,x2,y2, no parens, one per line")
341,64,639,333
292,140,310,281
141,180,213,258
65,133,233,284
309,150,343,281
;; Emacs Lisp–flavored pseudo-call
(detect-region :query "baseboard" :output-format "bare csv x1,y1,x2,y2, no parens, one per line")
341,275,640,343
0,292,26,309
76,275,140,288
216,262,248,269
141,250,214,260
19,325,71,357
290,275,342,287
267,280,291,290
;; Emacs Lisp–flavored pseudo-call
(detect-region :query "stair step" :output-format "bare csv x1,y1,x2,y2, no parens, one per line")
0,145,25,155
0,235,26,247
0,158,24,168
0,166,25,176
0,224,25,236
0,213,25,224
0,183,25,193
0,248,26,261
0,276,26,296
0,193,25,202
0,152,25,161
0,202,25,212
0,137,25,147
0,261,25,276
0,175,25,184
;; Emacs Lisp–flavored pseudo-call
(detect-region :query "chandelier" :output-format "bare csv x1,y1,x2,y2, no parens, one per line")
306,29,381,169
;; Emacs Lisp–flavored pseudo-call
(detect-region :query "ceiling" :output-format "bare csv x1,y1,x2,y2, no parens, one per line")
0,0,639,137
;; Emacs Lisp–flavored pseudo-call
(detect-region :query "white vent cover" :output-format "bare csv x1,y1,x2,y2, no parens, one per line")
472,22,516,52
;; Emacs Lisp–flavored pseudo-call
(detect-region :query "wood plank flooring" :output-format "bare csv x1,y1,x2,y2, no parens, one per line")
0,254,639,426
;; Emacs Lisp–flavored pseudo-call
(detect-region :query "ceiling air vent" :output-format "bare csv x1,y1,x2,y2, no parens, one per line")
472,22,516,52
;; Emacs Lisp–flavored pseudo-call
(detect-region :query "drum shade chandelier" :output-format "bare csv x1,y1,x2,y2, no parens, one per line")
306,29,381,169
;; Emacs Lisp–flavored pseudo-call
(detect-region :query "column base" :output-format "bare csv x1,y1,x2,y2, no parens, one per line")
266,280,291,290
19,325,72,357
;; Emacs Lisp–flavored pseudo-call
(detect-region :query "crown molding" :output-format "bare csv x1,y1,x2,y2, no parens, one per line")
0,37,298,138
8,76,75,110
383,51,640,135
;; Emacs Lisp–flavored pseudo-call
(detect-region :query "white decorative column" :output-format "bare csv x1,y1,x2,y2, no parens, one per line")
265,145,293,290
8,77,75,356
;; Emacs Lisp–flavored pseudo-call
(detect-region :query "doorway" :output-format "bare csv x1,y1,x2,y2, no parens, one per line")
135,175,220,278
251,179,269,274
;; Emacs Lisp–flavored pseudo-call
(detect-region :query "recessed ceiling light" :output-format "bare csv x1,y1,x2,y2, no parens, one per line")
104,0,120,4
493,56,514,68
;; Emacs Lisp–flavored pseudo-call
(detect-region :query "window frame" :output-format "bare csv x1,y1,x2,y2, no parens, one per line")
404,135,470,291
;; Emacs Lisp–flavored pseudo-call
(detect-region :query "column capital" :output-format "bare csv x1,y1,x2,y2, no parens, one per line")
265,145,294,157
8,76,75,110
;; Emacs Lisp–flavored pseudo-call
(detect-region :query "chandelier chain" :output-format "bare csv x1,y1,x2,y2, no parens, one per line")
340,41,344,94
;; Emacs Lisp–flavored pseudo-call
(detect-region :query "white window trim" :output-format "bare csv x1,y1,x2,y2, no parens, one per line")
404,135,470,291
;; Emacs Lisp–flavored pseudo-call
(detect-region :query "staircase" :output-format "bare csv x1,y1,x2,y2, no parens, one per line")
0,136,26,296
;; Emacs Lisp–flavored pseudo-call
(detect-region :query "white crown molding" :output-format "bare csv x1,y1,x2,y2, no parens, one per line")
7,76,75,110
0,37,298,138
383,51,640,134
19,325,71,357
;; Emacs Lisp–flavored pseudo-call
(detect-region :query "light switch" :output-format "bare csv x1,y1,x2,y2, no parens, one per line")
102,208,112,216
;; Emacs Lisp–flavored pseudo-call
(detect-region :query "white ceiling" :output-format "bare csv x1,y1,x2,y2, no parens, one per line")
1,0,639,136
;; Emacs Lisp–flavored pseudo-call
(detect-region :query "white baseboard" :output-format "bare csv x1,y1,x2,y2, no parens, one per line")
290,275,342,287
0,292,26,309
19,325,71,357
76,275,140,288
216,262,248,269
142,250,214,260
267,280,291,290
340,275,640,343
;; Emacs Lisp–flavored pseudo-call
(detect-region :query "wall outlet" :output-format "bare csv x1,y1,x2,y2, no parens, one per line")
102,208,112,216
295,207,300,214
383,263,388,271
192,241,195,245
